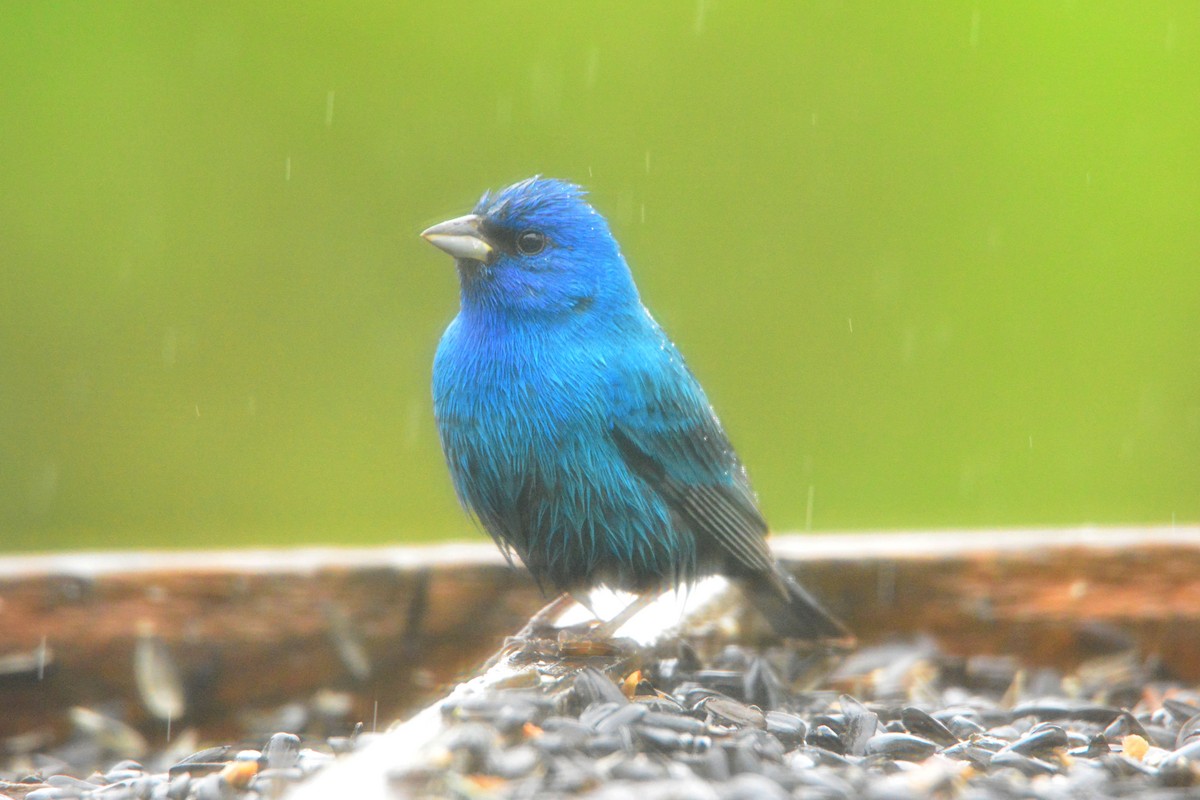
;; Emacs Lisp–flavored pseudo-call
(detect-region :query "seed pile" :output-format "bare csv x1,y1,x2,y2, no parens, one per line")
4,637,1200,799
0,699,360,800
400,638,1200,799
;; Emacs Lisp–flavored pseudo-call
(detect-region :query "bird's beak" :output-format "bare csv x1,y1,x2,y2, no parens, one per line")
420,214,496,264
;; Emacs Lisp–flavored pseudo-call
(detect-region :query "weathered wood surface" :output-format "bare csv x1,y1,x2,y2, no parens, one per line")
773,527,1200,675
0,545,543,741
0,528,1197,745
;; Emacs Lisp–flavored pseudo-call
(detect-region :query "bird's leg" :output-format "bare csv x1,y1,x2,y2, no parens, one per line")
514,592,578,640
587,592,655,639
513,587,661,649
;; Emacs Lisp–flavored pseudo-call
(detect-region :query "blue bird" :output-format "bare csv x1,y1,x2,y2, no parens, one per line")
421,177,850,641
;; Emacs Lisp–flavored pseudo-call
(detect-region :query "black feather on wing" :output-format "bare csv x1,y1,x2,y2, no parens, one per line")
610,417,778,580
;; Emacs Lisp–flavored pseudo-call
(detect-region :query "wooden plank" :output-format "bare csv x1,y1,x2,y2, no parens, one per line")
0,545,544,741
0,527,1196,751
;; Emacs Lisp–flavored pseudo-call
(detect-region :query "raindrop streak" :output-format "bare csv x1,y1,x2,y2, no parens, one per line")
586,47,599,87
805,484,815,531
848,318,854,333
694,0,707,35
1029,436,1033,449
134,624,187,728
877,563,896,604
325,90,335,127
37,635,47,681
325,603,372,683
404,400,423,449
969,8,981,47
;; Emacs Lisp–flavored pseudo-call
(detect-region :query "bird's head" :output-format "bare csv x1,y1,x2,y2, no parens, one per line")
421,177,637,320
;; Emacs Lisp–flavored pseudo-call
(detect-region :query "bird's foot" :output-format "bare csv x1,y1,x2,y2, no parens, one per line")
553,624,638,658
506,590,655,661
512,593,579,641
497,621,637,665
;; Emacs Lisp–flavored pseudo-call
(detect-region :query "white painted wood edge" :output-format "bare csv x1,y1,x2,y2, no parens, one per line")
0,526,1193,579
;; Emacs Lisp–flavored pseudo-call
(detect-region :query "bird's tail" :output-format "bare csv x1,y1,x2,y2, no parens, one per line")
735,566,855,644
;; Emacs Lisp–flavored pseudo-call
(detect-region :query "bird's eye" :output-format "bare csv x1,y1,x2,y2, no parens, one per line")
516,230,545,255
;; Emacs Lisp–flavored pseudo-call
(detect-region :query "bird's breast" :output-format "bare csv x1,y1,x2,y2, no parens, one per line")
434,321,609,453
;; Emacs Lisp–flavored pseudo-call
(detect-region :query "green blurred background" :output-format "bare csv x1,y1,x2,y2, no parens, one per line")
2,2,1197,552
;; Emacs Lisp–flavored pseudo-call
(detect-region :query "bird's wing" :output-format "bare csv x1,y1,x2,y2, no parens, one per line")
608,341,776,577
